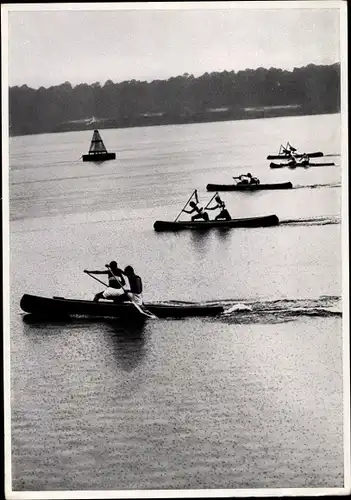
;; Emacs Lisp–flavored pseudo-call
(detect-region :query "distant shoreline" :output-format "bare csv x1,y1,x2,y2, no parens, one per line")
9,63,340,137
9,108,339,138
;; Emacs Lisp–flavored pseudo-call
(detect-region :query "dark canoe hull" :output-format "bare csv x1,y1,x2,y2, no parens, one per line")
153,214,279,231
267,151,323,160
20,294,224,319
206,182,293,191
270,161,335,169
82,152,116,162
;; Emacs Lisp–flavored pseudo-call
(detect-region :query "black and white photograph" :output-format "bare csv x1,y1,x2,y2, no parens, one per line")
2,1,349,498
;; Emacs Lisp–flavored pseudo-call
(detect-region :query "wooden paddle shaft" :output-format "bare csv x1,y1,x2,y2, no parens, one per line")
84,271,108,287
174,190,196,222
204,192,218,209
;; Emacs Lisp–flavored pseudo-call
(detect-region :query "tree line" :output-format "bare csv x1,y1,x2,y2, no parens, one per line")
9,63,340,136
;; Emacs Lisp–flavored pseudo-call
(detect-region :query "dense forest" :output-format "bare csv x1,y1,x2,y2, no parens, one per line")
9,63,340,136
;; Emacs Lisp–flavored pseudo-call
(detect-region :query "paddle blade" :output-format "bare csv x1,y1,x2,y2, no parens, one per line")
126,291,158,319
133,302,158,319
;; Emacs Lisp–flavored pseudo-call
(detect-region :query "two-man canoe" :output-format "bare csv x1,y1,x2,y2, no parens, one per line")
267,151,323,160
153,214,279,231
20,294,224,319
206,182,293,191
270,161,335,169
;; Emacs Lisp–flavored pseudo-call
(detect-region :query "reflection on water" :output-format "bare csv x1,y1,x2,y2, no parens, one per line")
22,314,148,372
215,227,232,240
189,229,212,250
22,314,72,328
105,322,147,372
189,226,232,250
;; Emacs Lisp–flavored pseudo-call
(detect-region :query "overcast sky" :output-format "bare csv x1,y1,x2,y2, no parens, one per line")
5,3,341,89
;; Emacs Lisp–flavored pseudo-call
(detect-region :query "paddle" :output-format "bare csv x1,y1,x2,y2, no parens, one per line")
105,264,157,319
84,270,108,287
280,143,291,155
204,192,218,209
279,144,286,155
174,189,196,222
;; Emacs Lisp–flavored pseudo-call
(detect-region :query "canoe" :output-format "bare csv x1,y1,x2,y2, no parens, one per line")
267,151,323,160
20,294,224,319
206,182,293,191
270,161,335,169
153,214,279,231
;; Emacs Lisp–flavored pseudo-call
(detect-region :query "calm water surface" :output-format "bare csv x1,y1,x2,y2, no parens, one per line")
9,114,344,491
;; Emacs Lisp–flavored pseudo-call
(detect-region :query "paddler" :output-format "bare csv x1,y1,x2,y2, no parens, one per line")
249,173,260,184
288,152,297,166
182,190,209,221
282,142,297,155
206,195,231,220
237,173,257,184
236,174,250,184
123,266,143,305
287,142,297,152
298,153,310,165
247,173,260,185
281,144,290,155
84,261,126,302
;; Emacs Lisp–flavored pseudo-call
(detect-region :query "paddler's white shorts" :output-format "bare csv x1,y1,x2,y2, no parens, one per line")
124,291,143,305
102,287,125,299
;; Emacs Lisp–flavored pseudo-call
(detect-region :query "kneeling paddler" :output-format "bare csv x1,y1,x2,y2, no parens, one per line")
182,189,209,222
84,260,126,302
235,173,260,185
123,266,143,305
84,262,144,305
297,153,310,166
206,195,231,220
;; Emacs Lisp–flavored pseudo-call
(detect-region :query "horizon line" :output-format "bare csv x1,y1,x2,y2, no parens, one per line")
9,61,341,91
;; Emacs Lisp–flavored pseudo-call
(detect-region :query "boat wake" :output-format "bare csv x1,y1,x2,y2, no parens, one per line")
154,295,341,323
294,182,341,190
280,215,340,226
211,295,340,324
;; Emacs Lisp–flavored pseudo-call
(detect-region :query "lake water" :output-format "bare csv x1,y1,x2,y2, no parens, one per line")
7,114,345,492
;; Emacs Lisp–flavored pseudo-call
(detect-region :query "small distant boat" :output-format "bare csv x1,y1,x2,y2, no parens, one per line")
267,151,324,160
270,161,335,169
153,215,279,232
206,182,293,191
20,294,223,319
82,130,116,162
